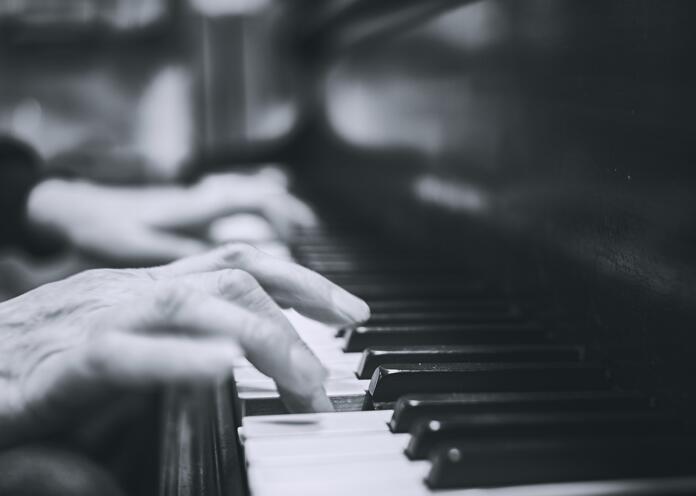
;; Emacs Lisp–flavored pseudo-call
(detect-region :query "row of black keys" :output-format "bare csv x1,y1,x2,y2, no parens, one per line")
290,232,696,489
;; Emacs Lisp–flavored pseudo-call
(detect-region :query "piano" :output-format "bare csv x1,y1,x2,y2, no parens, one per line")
160,1,696,495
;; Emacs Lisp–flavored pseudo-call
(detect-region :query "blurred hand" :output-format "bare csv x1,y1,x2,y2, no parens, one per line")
0,244,370,447
26,167,316,264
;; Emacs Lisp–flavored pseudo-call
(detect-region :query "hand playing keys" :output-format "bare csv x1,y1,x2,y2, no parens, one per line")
27,166,316,265
0,244,370,447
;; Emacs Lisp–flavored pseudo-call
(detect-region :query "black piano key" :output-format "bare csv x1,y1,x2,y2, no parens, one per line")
336,309,524,338
355,344,584,379
320,269,475,281
293,246,385,256
343,323,547,352
426,435,696,489
389,391,651,432
406,411,682,459
335,302,524,337
338,281,499,300
366,299,521,313
367,362,610,403
359,310,524,326
301,258,459,270
326,273,470,283
305,260,471,275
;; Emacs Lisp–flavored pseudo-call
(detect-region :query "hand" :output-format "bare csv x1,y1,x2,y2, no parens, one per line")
0,244,369,447
26,167,317,264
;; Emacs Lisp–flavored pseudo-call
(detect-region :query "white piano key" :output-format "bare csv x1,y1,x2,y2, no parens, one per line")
245,431,409,464
238,378,368,400
248,456,431,496
249,453,696,496
241,409,393,439
286,309,337,337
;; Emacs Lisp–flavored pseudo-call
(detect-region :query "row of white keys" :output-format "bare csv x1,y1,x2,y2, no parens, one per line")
242,411,696,496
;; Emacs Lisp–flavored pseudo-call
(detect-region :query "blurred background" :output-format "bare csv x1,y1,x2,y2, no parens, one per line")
1,0,695,385
2,1,695,312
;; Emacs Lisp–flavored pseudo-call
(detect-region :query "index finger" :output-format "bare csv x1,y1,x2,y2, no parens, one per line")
151,244,370,326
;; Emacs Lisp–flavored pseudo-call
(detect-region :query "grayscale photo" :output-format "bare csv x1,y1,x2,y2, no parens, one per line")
0,0,695,495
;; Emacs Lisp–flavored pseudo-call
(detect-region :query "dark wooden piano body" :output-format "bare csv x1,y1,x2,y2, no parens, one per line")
162,1,696,494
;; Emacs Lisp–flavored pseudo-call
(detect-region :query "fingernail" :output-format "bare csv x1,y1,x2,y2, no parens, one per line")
331,288,371,323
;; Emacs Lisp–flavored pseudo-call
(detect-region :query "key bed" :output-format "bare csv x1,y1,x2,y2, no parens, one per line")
160,224,696,495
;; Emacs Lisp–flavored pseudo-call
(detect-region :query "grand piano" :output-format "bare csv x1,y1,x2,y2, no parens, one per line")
161,1,696,495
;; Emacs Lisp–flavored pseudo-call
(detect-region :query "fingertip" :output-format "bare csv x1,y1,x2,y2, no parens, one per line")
331,288,371,324
310,386,334,413
278,385,334,414
289,199,318,227
271,344,332,413
298,210,318,228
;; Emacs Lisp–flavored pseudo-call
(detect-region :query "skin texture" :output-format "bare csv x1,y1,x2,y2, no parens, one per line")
0,244,370,448
26,167,316,265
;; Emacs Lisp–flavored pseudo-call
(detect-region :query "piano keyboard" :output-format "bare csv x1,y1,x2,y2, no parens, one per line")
230,225,696,496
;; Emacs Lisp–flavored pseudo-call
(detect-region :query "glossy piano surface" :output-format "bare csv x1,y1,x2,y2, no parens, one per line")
283,0,696,412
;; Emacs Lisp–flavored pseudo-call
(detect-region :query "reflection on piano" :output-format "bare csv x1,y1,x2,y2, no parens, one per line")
161,1,696,495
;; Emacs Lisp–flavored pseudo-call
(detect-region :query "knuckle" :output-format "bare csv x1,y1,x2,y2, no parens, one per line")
220,243,259,267
151,283,193,321
254,319,277,344
219,269,259,293
241,316,279,354
216,270,266,306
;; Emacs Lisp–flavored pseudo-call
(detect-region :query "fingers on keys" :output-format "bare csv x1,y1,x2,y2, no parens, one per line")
152,243,371,325
105,278,332,412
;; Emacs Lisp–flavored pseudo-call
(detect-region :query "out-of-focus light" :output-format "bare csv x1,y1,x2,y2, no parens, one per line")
136,67,192,180
11,99,44,142
420,0,507,50
0,0,166,28
325,75,449,154
208,214,276,244
189,0,270,16
413,174,490,214
249,102,298,141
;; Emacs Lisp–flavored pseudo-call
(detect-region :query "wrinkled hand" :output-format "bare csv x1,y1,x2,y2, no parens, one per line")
27,167,316,264
0,244,369,446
